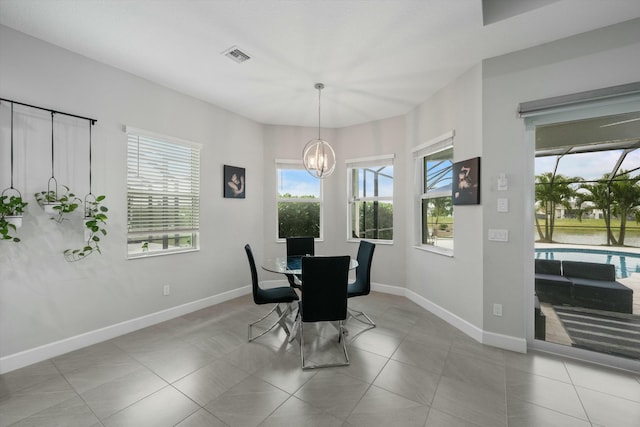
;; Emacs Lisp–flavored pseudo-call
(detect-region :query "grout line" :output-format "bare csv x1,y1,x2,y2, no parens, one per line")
564,361,594,425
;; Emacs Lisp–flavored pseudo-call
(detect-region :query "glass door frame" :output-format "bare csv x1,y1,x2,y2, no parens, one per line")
523,95,640,373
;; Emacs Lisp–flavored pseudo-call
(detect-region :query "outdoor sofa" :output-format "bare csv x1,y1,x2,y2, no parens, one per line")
534,259,633,314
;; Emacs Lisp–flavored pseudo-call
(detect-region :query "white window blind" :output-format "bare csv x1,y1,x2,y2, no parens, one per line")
126,128,200,238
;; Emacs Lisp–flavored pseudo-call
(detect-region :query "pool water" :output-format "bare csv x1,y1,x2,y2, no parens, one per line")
535,247,640,278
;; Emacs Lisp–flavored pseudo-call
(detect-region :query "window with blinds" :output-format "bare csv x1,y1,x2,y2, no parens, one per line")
126,127,201,258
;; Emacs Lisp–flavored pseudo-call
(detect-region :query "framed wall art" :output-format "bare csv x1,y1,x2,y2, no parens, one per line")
452,157,480,205
224,165,245,198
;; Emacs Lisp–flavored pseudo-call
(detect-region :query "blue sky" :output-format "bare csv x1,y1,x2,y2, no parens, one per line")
535,149,640,181
278,166,394,198
278,169,321,197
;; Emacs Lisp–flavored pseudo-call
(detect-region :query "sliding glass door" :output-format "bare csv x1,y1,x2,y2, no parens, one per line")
523,92,640,371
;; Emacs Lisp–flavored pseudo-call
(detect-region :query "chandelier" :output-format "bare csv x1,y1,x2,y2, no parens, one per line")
303,83,336,178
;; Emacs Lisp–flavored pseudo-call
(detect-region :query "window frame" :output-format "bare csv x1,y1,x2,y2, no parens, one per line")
275,159,324,242
126,126,201,259
346,154,395,243
413,131,455,256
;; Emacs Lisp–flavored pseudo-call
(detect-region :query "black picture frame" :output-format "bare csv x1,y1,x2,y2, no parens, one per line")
223,165,245,198
452,157,480,205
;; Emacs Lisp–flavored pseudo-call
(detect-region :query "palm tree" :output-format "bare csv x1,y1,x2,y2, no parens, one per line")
572,190,594,222
424,197,452,243
535,172,579,242
579,171,640,246
608,171,640,245
578,179,614,243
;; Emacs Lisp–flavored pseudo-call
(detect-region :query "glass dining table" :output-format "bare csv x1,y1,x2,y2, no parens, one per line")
261,255,358,275
261,255,359,342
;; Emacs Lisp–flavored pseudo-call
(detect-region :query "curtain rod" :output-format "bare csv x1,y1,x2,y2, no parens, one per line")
0,97,97,125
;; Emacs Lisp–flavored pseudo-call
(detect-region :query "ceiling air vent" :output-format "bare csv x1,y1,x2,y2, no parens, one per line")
223,46,251,63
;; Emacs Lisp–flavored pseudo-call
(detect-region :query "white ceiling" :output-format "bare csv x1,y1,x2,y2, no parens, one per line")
1,0,640,128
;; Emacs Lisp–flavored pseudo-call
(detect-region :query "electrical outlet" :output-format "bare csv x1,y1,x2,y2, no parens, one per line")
493,303,503,317
497,198,509,212
163,285,170,296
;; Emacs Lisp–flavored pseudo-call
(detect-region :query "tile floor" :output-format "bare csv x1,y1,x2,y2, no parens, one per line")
1,292,639,427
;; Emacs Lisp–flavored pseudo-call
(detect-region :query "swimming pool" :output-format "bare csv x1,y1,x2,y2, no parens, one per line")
535,247,640,278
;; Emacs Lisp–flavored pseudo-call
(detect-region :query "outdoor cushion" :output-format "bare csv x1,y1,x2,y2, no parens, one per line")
534,274,573,305
570,279,633,314
535,259,562,276
562,260,615,281
534,294,546,340
566,277,630,290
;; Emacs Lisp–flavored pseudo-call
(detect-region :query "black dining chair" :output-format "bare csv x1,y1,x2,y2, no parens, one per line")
347,240,376,328
299,255,350,369
285,236,315,288
245,244,299,342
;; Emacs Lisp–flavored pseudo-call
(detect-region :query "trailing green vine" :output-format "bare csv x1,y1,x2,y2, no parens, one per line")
35,185,81,224
64,195,108,262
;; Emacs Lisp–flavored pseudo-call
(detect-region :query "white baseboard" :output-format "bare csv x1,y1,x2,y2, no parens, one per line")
483,330,527,353
371,282,405,296
1,281,528,374
0,286,251,374
404,289,484,343
404,288,526,353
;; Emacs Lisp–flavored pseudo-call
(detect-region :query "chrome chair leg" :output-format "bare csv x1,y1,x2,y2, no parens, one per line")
347,308,376,328
300,320,350,370
289,306,301,343
248,303,292,342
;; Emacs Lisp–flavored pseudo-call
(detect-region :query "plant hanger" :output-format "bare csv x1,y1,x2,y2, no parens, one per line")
0,96,99,244
1,102,23,202
65,120,108,262
0,101,28,242
35,112,81,222
47,112,58,204
84,120,95,215
0,96,99,209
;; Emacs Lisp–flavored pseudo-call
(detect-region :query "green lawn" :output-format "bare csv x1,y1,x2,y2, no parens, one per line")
543,218,640,231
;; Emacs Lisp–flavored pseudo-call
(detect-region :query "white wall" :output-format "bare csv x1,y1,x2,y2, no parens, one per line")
261,124,338,277
261,116,406,289
0,26,264,372
481,18,640,343
3,16,640,373
404,65,485,332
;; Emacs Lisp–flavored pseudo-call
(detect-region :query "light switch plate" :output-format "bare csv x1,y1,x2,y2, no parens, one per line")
488,229,508,242
498,173,508,191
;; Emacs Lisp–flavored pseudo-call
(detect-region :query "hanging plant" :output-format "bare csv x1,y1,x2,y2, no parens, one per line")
35,184,80,224
34,113,81,223
64,194,108,262
0,195,28,242
64,122,108,262
0,103,28,242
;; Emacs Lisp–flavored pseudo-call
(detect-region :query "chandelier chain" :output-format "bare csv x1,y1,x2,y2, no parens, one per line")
317,84,321,140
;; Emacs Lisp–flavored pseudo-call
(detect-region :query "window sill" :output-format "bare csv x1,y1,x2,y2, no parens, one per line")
347,238,393,245
413,244,453,257
128,248,200,260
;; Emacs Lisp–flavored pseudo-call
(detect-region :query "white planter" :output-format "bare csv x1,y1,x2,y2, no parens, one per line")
43,203,61,216
5,215,22,228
